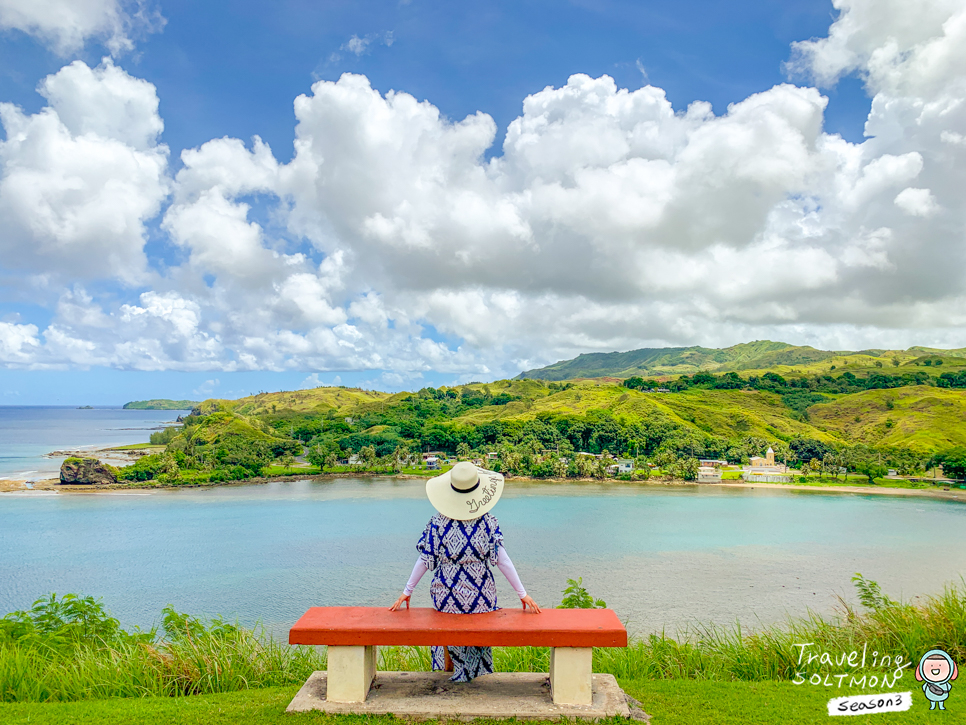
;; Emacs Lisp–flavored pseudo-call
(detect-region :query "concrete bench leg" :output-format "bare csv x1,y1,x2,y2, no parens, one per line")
549,647,593,705
326,645,377,703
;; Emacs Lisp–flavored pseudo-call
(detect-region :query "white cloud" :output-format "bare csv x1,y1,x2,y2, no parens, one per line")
0,59,168,283
299,373,342,389
0,0,163,55
3,0,966,379
193,378,219,396
0,322,41,364
344,35,369,55
894,187,939,216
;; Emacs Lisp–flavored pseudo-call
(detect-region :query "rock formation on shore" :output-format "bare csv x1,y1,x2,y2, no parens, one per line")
60,458,118,485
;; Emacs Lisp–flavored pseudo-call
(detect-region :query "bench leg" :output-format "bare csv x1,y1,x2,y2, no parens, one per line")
326,645,376,703
549,647,593,705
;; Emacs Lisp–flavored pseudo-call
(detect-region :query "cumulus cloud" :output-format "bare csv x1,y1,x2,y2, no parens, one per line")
0,59,168,283
2,0,966,380
0,0,163,55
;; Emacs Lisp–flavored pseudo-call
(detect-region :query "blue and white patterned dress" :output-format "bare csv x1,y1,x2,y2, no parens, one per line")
416,512,503,682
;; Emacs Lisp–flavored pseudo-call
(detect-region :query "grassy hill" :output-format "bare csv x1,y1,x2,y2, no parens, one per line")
517,340,965,381
122,399,198,410
809,387,966,452
192,386,391,416
109,342,966,487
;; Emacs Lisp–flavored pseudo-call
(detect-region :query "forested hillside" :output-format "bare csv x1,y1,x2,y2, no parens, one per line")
113,360,966,485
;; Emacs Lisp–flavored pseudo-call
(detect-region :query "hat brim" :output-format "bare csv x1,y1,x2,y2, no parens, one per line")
426,466,504,520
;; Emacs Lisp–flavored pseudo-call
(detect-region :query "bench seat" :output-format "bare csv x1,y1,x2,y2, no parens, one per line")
289,606,627,706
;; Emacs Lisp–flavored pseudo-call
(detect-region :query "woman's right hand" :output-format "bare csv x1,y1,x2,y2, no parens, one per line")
521,595,542,613
389,593,411,611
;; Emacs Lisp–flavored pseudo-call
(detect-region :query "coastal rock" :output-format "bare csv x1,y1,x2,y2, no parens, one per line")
60,457,118,485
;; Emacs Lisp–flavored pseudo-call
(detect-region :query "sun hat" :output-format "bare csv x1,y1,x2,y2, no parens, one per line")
426,461,504,521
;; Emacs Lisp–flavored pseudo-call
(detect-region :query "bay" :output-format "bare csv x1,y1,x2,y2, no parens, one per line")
2,478,965,639
0,406,189,480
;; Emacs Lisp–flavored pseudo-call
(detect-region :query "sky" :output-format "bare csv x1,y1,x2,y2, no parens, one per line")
0,0,965,404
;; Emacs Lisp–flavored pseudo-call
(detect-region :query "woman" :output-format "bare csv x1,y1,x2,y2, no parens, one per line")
390,461,541,682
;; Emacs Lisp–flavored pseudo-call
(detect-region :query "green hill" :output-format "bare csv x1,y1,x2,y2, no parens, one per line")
516,340,966,380
123,399,199,410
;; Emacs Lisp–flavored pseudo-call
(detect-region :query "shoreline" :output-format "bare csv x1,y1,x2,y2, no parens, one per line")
4,468,966,502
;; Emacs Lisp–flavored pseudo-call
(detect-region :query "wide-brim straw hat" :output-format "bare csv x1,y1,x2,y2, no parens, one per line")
426,461,504,521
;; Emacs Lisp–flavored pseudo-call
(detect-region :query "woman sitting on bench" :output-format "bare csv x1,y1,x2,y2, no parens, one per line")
390,461,541,682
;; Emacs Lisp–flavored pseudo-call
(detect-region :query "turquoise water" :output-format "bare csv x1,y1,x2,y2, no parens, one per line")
0,407,190,480
3,478,966,638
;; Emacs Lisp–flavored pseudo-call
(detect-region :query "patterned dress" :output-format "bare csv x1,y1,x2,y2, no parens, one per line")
416,512,504,682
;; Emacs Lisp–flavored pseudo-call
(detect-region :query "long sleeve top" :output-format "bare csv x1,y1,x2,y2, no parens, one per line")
403,544,527,598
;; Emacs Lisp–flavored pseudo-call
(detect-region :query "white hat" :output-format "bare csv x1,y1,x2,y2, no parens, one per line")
426,461,504,521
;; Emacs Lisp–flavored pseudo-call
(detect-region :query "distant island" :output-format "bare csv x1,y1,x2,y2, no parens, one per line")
122,399,199,410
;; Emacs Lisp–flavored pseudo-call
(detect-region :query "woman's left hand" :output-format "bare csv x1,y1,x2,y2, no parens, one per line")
521,595,542,613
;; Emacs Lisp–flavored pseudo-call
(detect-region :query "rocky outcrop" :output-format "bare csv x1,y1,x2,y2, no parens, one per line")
60,457,118,485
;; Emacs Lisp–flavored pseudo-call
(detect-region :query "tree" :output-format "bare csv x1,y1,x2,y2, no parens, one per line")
930,447,966,481
360,445,377,470
456,442,472,460
671,457,698,481
891,357,900,367
594,450,613,479
391,443,411,472
854,459,888,484
574,454,595,478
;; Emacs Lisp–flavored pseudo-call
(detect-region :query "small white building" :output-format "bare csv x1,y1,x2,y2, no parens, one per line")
697,466,722,483
616,459,634,474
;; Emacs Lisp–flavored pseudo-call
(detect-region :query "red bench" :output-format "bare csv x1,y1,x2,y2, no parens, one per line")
289,606,627,705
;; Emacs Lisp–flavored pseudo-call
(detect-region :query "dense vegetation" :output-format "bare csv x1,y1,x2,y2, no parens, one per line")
0,594,321,702
4,576,964,702
96,341,966,487
106,367,966,486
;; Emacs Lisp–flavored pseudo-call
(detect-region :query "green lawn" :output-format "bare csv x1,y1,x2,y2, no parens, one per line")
2,680,961,725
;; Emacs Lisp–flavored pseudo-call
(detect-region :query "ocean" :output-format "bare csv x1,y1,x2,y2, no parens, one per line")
0,406,190,480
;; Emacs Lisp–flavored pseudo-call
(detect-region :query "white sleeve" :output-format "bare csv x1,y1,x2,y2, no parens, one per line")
496,545,527,599
403,558,429,596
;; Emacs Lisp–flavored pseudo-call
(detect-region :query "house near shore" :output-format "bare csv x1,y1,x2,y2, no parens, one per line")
697,466,722,483
616,459,634,474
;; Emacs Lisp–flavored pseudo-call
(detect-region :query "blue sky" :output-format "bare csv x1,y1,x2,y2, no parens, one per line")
1,0,963,404
0,0,870,157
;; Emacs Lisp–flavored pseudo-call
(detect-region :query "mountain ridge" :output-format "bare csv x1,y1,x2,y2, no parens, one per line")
516,340,966,381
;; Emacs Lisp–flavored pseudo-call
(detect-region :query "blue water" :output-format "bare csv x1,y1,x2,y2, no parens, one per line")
0,407,190,480
3,479,966,637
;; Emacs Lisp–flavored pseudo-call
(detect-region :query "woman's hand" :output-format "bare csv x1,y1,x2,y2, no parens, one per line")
521,595,542,613
389,594,410,611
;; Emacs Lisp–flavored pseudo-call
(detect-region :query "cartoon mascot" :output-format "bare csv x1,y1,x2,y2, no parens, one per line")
917,649,958,711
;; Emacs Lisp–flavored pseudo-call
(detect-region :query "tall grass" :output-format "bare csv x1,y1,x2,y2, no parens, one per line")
379,577,966,682
0,595,324,703
4,577,966,702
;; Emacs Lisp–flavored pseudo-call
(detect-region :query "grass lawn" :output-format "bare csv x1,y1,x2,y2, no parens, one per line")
107,443,166,451
2,680,962,725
